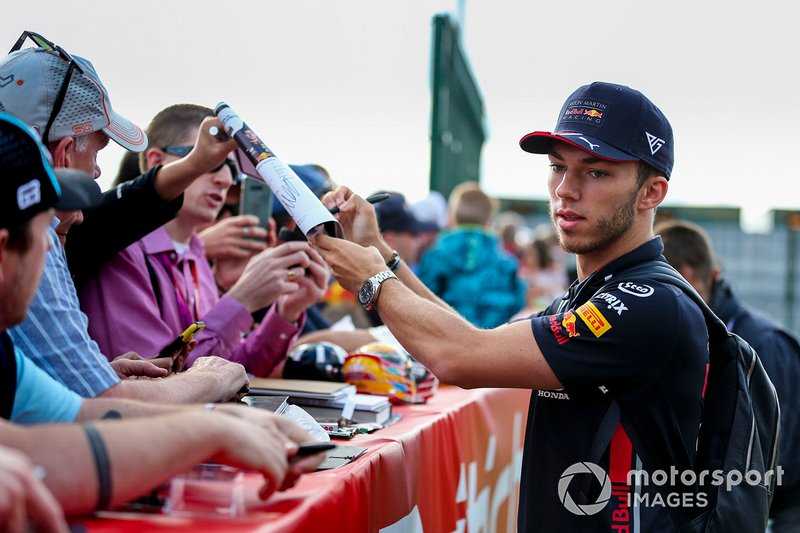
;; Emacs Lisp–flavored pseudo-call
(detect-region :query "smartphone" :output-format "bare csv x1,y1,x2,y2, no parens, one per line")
239,175,273,234
157,321,206,360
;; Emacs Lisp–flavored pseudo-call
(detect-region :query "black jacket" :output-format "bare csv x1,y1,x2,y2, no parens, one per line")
66,166,183,288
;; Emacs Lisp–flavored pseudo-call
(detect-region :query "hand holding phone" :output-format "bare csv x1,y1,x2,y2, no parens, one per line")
239,176,273,239
156,322,205,372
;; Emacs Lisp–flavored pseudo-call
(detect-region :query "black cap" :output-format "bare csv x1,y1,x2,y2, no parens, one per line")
0,112,101,229
519,82,674,179
374,192,438,234
53,168,102,210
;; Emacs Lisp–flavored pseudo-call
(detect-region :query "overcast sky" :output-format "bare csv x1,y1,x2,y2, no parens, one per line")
4,0,799,224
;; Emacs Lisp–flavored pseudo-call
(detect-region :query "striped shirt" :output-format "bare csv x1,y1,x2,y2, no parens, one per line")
8,221,120,397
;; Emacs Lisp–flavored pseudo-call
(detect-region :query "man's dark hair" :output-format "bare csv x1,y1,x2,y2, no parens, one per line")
655,219,715,281
4,218,34,253
636,160,660,188
137,104,214,175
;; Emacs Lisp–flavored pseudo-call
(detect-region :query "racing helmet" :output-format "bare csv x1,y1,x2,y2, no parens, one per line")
407,354,439,403
344,343,416,403
283,341,348,382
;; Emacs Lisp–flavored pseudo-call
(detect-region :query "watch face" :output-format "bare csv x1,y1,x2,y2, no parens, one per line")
359,280,375,305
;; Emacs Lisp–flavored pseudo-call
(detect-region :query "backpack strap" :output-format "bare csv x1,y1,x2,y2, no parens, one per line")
578,401,621,501
589,401,621,464
615,259,729,342
580,399,636,528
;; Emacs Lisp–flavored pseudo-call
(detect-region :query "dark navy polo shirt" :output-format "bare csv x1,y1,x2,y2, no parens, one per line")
519,238,709,532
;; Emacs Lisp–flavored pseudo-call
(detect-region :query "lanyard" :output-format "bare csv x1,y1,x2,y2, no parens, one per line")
157,253,201,327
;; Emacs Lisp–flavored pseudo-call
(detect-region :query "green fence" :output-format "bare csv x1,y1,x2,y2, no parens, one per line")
429,14,486,199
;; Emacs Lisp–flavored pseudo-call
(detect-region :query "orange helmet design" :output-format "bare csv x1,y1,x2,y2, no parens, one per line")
344,343,416,403
344,343,439,403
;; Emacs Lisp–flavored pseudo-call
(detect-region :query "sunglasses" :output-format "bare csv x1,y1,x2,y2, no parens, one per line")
10,30,85,143
161,146,240,181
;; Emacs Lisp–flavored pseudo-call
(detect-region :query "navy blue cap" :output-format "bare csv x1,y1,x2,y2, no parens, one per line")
519,82,674,179
375,192,438,234
272,164,330,215
0,112,100,228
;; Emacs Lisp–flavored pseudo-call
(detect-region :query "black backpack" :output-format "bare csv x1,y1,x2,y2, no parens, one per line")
596,259,781,532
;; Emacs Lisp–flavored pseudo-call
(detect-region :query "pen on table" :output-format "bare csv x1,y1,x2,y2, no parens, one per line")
329,193,391,215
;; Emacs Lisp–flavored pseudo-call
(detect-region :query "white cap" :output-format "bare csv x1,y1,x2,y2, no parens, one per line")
0,48,146,152
412,191,448,230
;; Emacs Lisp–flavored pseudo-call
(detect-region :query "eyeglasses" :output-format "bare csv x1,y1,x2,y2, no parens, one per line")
10,30,85,144
161,146,240,181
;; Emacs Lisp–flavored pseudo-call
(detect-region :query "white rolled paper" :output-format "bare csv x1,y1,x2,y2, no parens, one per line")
215,102,342,238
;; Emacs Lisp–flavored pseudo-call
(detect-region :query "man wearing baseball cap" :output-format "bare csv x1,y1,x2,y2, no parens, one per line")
313,82,710,531
1,30,250,403
374,192,437,267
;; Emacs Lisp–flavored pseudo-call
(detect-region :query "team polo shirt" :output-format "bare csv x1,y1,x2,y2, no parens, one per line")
519,238,709,532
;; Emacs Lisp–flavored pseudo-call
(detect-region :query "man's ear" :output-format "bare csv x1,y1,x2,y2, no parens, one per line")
49,137,74,168
710,266,722,285
639,176,669,211
145,147,166,170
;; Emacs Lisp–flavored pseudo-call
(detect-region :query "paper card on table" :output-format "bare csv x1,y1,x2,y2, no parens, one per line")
341,395,356,420
241,395,289,415
317,446,368,470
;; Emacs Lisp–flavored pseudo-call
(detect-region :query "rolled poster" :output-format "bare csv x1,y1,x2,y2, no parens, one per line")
214,102,342,238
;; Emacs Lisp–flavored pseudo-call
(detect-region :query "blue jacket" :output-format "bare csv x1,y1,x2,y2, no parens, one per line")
711,277,800,514
417,226,525,329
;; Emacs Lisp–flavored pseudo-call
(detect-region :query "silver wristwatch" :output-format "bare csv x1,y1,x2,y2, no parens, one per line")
358,270,398,311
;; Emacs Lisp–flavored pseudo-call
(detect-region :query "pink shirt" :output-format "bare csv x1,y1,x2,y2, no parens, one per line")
79,227,302,377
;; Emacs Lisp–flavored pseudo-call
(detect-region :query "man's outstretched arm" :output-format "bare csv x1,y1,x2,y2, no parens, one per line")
313,233,561,391
98,356,248,403
1,411,321,516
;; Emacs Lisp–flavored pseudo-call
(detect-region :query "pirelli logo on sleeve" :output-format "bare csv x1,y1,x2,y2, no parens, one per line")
576,301,612,338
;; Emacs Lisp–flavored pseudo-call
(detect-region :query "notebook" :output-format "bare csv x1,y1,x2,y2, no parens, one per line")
248,378,356,400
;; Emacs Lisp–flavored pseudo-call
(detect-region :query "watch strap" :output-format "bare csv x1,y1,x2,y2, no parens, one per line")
371,269,397,285
386,251,402,272
363,270,397,311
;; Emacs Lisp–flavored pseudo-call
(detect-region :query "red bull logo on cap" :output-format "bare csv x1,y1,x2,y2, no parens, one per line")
561,99,609,127
562,311,580,338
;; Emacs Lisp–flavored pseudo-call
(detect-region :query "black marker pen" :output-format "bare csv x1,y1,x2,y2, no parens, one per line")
329,193,391,215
